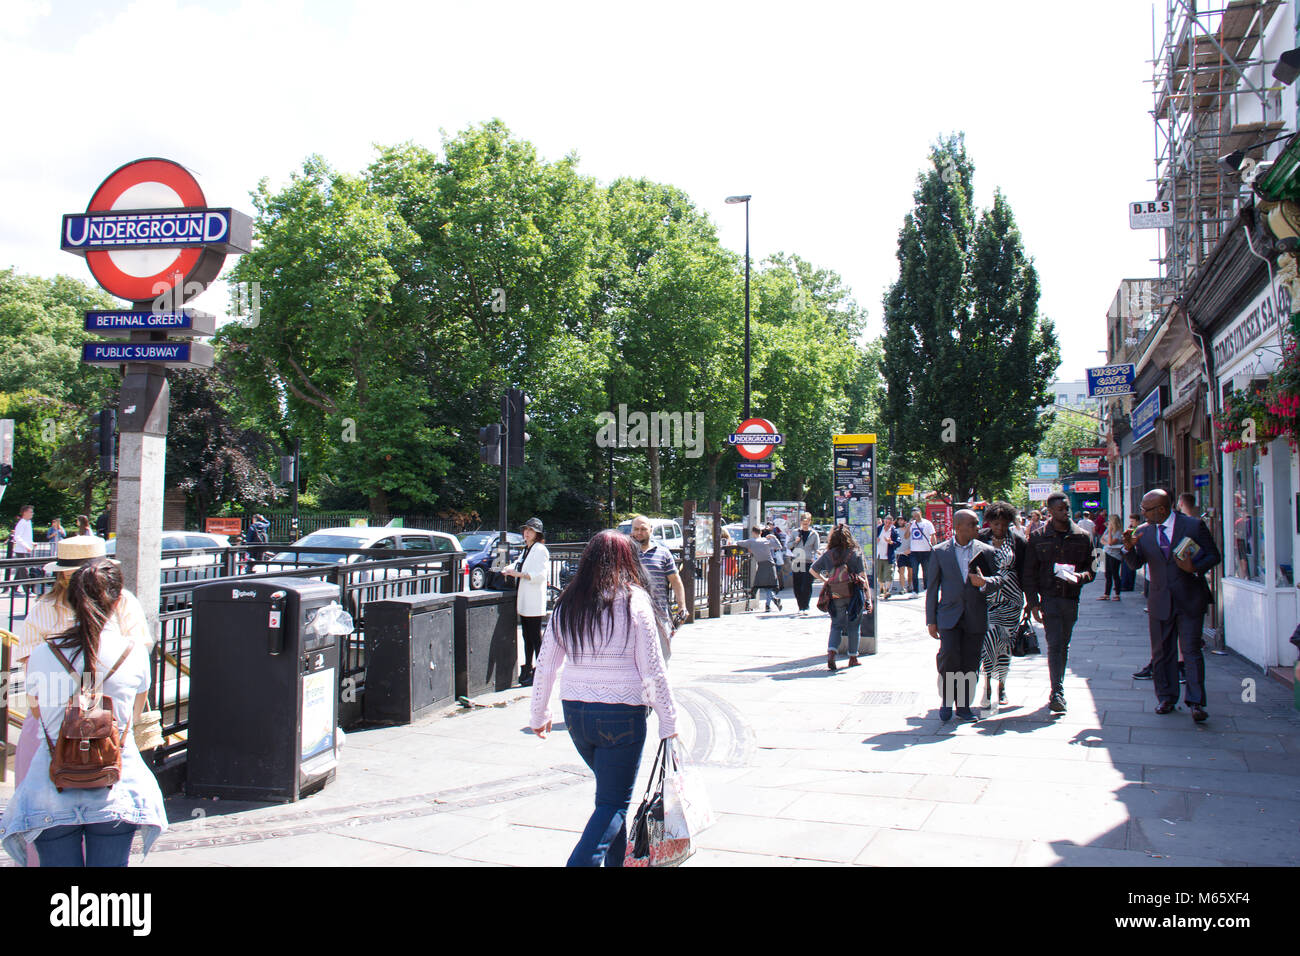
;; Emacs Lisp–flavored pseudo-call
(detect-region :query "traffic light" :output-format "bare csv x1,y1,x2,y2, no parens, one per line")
504,388,530,467
89,408,116,473
478,423,501,465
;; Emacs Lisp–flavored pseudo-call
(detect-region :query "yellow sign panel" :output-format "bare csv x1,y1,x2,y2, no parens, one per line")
832,433,877,445
898,483,915,495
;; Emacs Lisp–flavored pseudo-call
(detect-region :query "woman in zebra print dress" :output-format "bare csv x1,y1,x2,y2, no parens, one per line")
977,502,1027,714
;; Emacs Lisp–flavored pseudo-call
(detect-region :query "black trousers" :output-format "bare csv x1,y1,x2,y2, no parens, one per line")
791,571,814,610
520,615,544,668
937,620,983,707
1149,610,1205,706
1103,554,1121,596
1042,596,1079,697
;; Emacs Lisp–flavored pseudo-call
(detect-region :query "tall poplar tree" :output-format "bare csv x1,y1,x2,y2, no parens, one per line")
882,134,1059,500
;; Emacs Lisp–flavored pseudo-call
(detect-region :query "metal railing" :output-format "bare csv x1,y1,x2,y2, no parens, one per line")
0,546,462,771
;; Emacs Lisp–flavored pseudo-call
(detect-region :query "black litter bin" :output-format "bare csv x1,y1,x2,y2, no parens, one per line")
365,592,457,723
188,578,344,802
454,590,517,699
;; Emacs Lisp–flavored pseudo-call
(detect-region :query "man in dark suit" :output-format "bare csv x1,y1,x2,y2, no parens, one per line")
926,509,1004,721
1123,489,1221,721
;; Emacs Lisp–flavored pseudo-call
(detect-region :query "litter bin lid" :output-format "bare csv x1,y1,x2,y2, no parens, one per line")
194,576,340,604
454,590,514,608
369,592,459,614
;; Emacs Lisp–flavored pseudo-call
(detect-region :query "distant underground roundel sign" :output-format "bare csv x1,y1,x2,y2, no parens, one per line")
61,158,252,303
727,417,784,461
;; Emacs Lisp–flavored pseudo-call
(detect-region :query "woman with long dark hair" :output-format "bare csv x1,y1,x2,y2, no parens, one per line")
529,530,677,867
977,501,1027,713
811,524,870,671
2,558,166,866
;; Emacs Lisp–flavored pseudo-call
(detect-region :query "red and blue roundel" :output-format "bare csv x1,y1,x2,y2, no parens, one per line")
62,158,242,304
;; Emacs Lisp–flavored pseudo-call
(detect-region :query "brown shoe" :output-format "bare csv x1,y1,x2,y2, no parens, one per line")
827,652,837,672
847,657,861,667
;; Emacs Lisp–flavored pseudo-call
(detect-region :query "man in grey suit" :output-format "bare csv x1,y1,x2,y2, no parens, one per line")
926,510,1004,721
1122,489,1221,722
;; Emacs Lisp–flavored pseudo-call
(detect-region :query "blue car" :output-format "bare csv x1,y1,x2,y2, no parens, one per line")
459,531,524,590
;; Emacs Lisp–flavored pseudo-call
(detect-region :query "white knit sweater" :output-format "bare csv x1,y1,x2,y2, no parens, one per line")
529,585,677,738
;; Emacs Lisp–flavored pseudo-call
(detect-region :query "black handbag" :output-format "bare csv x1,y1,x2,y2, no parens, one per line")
1012,609,1041,657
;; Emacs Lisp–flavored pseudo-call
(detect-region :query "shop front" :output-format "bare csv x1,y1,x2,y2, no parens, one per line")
1212,281,1299,671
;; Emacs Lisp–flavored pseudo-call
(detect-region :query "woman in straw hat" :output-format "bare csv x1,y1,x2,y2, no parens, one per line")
9,536,151,865
3,556,166,866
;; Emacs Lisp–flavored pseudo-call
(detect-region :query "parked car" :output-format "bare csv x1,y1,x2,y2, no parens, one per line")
105,531,231,584
267,526,461,567
616,517,684,552
459,531,525,590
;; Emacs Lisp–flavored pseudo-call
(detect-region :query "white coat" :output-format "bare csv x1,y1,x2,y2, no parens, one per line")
515,542,550,617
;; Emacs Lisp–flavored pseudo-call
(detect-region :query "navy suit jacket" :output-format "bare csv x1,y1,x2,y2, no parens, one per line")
1122,514,1221,621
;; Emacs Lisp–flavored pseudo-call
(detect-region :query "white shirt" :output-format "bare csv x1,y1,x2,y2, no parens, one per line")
876,526,893,559
908,519,936,552
12,518,34,555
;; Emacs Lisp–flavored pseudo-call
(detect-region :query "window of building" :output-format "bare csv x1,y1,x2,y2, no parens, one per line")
1230,445,1265,584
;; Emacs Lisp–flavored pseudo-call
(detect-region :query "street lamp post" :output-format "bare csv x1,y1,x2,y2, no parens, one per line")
726,194,755,529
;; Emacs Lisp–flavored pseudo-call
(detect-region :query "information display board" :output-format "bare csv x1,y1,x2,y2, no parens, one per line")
831,434,877,653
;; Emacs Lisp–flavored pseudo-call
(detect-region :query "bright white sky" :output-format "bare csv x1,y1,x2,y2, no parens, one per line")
2,0,1164,382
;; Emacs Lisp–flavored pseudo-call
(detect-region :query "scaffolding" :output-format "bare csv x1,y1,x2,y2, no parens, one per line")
1151,0,1284,307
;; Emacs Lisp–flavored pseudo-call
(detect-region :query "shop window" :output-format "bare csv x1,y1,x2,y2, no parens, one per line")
1230,445,1265,584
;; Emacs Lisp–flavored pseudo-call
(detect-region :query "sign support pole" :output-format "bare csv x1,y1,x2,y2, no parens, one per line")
116,329,169,643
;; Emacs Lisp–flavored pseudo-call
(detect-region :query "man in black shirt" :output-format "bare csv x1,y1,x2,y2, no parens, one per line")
1023,492,1095,713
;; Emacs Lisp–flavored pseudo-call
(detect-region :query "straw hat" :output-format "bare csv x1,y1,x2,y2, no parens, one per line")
43,534,118,574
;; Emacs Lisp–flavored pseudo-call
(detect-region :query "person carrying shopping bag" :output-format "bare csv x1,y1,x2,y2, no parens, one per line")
528,530,677,867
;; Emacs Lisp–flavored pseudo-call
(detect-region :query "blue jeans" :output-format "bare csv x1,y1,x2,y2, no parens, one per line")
828,597,861,655
561,701,649,867
34,821,137,867
910,552,931,592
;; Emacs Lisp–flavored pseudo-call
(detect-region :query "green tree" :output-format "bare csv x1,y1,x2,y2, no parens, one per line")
882,134,1059,501
166,364,280,525
599,178,742,512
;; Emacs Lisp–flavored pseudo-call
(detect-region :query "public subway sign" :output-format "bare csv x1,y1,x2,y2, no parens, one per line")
1211,284,1293,371
60,157,252,304
1086,363,1135,397
1130,387,1161,442
82,341,213,366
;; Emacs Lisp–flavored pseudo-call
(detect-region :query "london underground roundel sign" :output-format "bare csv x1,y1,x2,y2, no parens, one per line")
61,158,252,304
727,417,784,461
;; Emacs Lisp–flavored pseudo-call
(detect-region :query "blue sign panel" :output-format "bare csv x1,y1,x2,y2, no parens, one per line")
1194,473,1210,488
62,207,245,253
1131,387,1162,441
84,310,211,334
1036,458,1059,480
83,342,192,363
1086,363,1136,397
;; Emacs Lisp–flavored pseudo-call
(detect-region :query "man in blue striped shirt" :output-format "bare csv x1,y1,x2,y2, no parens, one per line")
629,515,687,650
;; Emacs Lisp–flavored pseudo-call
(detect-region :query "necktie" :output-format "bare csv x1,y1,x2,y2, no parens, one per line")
1158,524,1171,560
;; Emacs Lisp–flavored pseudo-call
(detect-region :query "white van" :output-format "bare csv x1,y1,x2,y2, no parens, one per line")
617,517,684,552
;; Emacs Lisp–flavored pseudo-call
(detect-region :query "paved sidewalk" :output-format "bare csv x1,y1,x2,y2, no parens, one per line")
10,584,1298,866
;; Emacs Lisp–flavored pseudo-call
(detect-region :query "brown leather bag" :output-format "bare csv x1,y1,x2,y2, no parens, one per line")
42,642,134,792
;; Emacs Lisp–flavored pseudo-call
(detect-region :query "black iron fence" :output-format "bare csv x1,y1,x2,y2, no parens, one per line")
1,546,462,775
